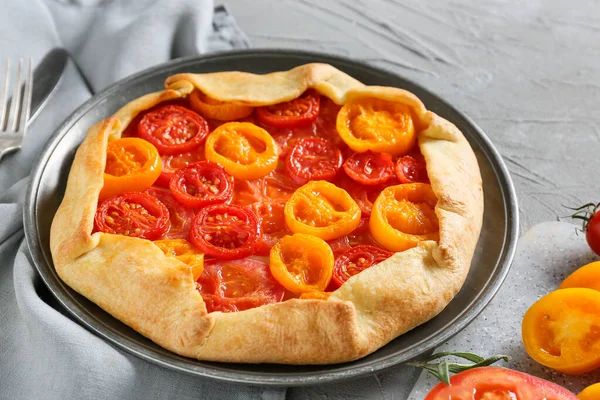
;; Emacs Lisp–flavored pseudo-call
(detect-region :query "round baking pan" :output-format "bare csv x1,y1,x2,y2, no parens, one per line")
24,50,519,386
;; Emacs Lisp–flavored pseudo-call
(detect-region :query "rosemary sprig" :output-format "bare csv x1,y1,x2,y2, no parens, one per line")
407,351,510,386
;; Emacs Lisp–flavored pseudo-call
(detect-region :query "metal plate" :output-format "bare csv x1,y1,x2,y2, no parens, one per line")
24,50,518,386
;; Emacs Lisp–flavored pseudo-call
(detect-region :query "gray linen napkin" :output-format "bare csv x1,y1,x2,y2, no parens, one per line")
0,2,286,399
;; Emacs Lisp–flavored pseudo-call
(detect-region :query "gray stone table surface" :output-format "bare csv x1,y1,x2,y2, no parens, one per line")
222,0,600,397
225,0,599,232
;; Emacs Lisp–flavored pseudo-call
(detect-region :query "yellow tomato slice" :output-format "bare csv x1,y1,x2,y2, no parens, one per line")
560,261,600,291
336,97,416,156
522,288,600,375
205,122,279,180
369,183,439,252
299,291,331,300
285,180,361,241
189,89,253,121
154,239,204,281
100,137,162,201
269,233,334,294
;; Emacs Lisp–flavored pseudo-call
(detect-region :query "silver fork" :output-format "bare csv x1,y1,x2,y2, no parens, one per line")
0,58,33,161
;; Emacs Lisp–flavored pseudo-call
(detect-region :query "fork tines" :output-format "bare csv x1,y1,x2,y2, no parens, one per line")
0,58,33,133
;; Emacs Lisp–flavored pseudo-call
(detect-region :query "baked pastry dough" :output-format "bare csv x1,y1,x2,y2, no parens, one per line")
50,63,483,364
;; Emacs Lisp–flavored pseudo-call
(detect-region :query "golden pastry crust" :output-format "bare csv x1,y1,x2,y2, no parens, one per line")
50,63,483,364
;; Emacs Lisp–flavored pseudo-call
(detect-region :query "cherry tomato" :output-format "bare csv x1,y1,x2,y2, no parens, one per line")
189,89,253,121
257,89,320,129
100,138,162,201
94,191,170,240
137,105,209,155
586,211,600,256
197,259,285,313
579,382,600,400
190,204,260,259
424,367,577,400
264,96,343,158
153,239,204,280
522,288,600,375
337,97,416,156
343,151,394,186
370,183,439,252
285,137,343,185
154,150,204,188
169,161,234,208
204,122,279,180
145,187,193,239
285,180,361,241
269,233,334,294
395,153,429,184
331,245,393,288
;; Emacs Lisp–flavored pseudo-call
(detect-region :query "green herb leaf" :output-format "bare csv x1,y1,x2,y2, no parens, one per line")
407,351,510,386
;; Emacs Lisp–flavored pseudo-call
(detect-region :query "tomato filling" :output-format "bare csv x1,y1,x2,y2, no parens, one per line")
98,93,437,312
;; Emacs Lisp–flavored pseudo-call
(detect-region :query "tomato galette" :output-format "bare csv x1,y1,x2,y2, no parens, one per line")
50,63,483,364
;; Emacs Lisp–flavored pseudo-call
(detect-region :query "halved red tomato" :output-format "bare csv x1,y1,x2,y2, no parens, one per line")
94,191,170,240
145,187,194,239
256,89,320,129
395,153,429,184
169,161,234,208
155,150,204,188
331,245,393,288
424,367,577,400
343,151,394,186
190,204,260,259
285,137,343,185
197,259,285,313
137,105,209,155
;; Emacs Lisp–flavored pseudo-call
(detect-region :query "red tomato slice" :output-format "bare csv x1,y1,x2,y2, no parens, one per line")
94,191,170,240
395,153,429,184
169,161,234,208
145,187,194,240
155,150,205,188
331,245,393,288
137,105,209,155
190,204,260,259
328,236,351,256
425,366,578,400
256,89,320,129
252,200,289,255
343,151,394,186
349,184,385,217
285,137,343,185
197,259,285,313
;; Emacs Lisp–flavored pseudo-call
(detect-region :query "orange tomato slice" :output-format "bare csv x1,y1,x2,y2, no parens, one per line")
579,383,600,400
269,233,334,294
336,97,416,156
522,288,600,375
189,89,253,121
100,138,161,201
284,180,361,241
299,291,331,300
369,183,439,252
205,122,279,180
154,239,204,281
560,261,600,291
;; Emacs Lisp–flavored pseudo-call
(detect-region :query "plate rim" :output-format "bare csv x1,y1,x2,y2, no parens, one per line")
24,48,519,386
